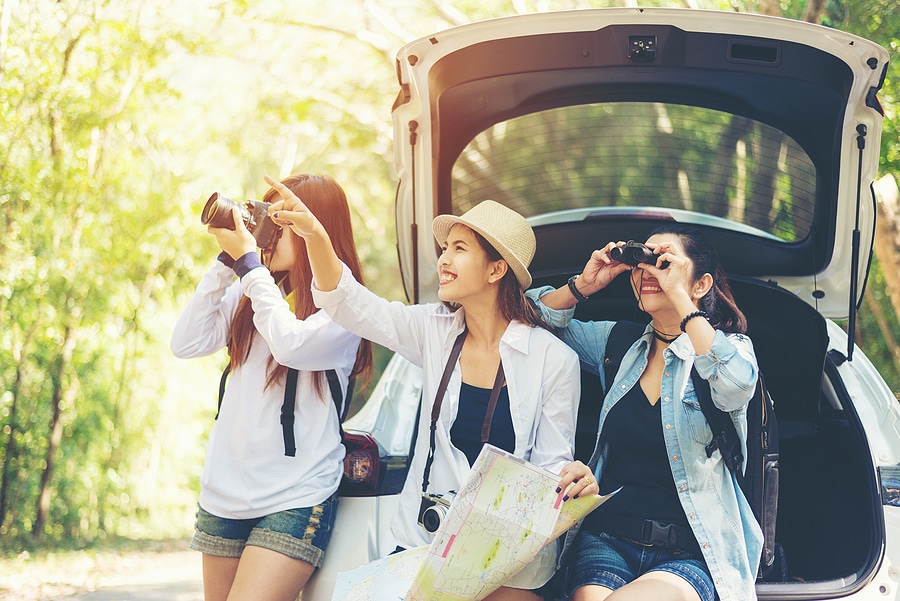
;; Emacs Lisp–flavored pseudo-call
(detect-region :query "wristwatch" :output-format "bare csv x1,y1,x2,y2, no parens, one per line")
567,274,590,303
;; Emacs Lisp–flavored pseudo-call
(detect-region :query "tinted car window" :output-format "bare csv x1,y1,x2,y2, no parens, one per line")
451,102,816,243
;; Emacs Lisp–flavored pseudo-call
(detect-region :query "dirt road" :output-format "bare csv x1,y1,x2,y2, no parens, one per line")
0,541,202,601
57,549,202,601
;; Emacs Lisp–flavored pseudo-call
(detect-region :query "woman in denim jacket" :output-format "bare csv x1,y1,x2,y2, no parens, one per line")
528,224,762,601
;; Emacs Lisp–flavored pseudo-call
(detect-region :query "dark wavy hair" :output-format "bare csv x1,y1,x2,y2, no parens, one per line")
649,224,747,334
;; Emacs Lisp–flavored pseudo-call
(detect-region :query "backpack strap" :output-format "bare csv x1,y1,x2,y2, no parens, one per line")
602,321,647,395
280,368,300,457
689,369,744,474
326,368,352,440
216,365,230,420
220,366,348,458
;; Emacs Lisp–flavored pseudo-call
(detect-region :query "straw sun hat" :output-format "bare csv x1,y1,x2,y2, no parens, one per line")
432,200,536,290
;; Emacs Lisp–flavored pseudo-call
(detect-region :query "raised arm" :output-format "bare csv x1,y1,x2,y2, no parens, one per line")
538,242,631,310
263,174,343,292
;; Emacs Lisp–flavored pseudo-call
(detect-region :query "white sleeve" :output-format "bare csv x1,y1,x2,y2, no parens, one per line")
241,267,360,372
170,261,242,359
529,341,580,474
311,263,442,368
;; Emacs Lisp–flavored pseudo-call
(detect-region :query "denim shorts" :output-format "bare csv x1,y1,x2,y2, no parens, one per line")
568,530,716,601
190,494,338,567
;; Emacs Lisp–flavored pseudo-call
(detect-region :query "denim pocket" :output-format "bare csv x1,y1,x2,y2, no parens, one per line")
681,390,712,444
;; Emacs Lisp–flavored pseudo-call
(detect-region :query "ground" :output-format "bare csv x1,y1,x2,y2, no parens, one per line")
0,539,202,601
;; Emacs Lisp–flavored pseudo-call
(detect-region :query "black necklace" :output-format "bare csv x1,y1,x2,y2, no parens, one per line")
652,327,679,344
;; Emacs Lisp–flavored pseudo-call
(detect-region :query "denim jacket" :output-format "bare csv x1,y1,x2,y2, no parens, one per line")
526,287,763,601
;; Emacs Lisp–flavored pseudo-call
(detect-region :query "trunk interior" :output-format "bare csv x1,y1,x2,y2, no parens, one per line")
533,220,883,595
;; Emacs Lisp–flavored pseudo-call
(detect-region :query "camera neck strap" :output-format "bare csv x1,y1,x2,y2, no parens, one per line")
421,329,505,493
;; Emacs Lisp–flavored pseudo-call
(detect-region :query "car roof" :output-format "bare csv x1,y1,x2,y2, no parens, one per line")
391,8,888,318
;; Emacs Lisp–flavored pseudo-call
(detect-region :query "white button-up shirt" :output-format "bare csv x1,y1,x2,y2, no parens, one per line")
171,261,359,518
313,265,581,588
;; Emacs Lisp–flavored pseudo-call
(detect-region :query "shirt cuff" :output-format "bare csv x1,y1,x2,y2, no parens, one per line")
693,330,738,376
525,286,576,328
311,262,352,308
217,251,236,269
234,252,264,278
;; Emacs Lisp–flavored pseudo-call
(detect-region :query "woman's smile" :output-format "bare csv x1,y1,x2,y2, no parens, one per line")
439,269,457,285
639,277,663,295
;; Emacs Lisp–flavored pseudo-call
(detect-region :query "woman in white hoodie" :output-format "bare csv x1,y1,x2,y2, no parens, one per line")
263,174,598,601
171,174,372,601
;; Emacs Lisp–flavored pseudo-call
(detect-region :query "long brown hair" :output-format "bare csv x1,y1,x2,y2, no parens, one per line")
229,174,373,394
649,224,747,334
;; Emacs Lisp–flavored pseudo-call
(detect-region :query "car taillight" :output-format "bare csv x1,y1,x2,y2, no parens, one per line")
340,431,381,496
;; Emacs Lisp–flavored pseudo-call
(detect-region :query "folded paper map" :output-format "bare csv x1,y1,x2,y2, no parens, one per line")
333,445,616,601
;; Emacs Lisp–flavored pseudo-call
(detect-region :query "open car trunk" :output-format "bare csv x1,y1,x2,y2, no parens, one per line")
533,219,882,596
389,9,894,599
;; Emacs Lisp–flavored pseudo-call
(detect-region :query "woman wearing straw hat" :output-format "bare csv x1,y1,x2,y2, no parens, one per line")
262,174,596,601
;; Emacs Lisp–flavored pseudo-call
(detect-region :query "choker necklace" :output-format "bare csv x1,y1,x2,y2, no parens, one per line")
652,327,679,344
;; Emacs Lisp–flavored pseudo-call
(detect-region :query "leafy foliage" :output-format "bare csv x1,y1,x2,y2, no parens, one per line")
0,0,898,553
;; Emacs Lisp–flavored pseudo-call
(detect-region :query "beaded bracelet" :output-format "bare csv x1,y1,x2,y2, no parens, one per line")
567,275,589,303
679,310,710,332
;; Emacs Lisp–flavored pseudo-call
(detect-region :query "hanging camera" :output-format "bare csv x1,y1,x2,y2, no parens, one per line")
417,491,456,533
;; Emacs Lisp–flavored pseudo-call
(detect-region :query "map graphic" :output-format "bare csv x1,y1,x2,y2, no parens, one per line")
332,546,427,601
333,445,614,601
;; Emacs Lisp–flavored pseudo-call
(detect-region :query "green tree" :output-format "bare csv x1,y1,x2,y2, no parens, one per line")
1,0,898,553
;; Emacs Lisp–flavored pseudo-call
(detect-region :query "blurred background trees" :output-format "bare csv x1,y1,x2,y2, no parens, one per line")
1,0,898,550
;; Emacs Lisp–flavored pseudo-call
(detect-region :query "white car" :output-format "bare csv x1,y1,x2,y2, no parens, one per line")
306,8,900,601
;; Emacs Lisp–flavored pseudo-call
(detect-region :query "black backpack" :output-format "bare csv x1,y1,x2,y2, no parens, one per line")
601,320,782,579
216,366,351,457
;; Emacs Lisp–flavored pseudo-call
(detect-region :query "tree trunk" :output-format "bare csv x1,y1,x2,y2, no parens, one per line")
746,126,784,232
802,0,828,24
758,0,782,17
864,293,900,367
0,322,38,528
873,174,900,380
707,116,754,218
31,324,76,539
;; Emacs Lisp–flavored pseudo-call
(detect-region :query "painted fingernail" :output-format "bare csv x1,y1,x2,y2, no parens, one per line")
273,212,279,219
574,494,580,499
563,495,569,501
556,487,561,493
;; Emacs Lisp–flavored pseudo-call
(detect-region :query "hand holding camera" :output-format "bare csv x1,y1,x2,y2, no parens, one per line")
202,192,280,250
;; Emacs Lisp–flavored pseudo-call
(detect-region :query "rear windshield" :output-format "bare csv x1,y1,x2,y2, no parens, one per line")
451,102,816,243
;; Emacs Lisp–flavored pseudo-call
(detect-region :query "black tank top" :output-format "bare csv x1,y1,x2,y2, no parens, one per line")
584,383,692,529
450,382,515,466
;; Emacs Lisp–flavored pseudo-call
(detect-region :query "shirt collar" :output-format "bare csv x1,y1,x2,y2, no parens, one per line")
453,307,532,355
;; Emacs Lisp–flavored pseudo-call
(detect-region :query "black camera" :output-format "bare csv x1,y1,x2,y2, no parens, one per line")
418,492,456,533
201,192,280,249
610,240,669,268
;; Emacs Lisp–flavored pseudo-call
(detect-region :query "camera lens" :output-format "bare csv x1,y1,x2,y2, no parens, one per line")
202,192,239,230
422,504,449,533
